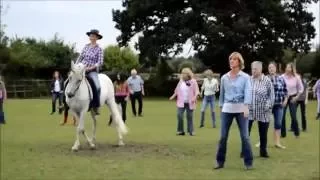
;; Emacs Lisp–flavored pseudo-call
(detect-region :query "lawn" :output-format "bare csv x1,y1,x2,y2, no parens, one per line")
1,99,319,180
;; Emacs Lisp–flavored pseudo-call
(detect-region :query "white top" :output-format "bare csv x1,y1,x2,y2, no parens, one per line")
54,80,61,92
222,103,245,113
201,78,219,96
180,81,190,103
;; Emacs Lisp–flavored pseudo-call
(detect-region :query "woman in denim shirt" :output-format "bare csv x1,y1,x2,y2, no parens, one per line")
214,52,253,170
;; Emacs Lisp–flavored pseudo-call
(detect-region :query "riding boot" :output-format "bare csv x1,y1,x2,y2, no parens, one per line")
211,111,216,128
93,88,101,115
200,112,205,128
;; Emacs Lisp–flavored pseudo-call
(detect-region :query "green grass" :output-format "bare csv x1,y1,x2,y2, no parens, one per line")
1,99,319,180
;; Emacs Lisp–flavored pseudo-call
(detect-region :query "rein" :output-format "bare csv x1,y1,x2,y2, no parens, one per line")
68,70,85,98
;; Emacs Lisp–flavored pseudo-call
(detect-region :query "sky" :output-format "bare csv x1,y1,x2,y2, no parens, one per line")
2,0,320,56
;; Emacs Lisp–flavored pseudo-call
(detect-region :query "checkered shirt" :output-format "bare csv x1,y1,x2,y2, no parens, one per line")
249,75,275,122
77,44,103,67
267,74,288,105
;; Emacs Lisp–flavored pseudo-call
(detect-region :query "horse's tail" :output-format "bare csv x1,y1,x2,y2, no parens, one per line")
109,99,128,136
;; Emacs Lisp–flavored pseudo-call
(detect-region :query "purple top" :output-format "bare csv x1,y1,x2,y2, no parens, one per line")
77,44,103,67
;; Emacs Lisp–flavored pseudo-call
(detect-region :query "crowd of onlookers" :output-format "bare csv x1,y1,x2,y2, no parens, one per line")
168,52,320,170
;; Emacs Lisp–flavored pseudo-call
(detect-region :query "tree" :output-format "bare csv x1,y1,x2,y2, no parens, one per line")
103,45,139,72
113,0,318,73
4,34,77,78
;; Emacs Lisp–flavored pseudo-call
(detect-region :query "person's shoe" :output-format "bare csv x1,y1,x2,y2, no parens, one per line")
213,164,224,170
260,152,269,158
275,144,286,149
93,108,100,115
244,165,253,170
176,132,185,136
199,125,204,128
189,132,195,136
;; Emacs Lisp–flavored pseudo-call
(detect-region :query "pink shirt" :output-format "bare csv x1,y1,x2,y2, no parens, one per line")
281,74,303,96
174,79,199,110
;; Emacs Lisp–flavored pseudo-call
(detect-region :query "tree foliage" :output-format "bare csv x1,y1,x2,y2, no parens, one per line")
113,0,318,73
103,45,139,72
2,34,77,78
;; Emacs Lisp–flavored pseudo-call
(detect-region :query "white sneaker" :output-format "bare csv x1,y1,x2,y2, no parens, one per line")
255,142,260,148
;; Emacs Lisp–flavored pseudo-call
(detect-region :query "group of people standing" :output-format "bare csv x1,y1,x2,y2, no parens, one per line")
169,51,320,170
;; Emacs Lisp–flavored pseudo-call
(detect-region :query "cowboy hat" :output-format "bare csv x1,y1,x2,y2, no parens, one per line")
86,29,103,40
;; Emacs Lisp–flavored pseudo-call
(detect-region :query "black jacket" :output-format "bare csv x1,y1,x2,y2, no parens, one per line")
50,78,64,93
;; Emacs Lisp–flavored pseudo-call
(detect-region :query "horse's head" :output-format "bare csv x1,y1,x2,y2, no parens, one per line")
66,61,86,98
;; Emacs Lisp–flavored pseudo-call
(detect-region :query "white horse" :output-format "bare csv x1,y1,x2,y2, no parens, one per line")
65,61,128,152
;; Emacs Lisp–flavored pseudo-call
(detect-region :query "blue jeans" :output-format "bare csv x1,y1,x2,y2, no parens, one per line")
87,71,101,108
200,95,216,127
272,105,283,130
216,112,253,167
281,96,299,137
177,103,194,134
200,95,215,112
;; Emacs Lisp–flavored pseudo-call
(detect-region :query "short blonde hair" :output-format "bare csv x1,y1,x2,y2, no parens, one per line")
204,69,214,77
229,52,245,70
181,67,193,79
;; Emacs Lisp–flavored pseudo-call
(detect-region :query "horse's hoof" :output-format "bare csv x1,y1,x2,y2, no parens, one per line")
118,142,125,146
90,145,96,150
71,146,79,152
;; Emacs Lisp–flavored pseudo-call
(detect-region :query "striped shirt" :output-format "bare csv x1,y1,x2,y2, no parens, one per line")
267,74,288,105
249,75,275,122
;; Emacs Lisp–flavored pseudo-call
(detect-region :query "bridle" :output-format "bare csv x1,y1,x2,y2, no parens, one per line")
67,69,85,98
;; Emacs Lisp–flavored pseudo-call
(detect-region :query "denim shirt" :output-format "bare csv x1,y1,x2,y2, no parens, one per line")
219,71,252,108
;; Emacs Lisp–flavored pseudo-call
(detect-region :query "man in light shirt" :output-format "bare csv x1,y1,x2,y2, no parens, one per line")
127,69,145,117
199,69,219,128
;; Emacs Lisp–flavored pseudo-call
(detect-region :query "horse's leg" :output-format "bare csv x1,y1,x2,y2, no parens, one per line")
90,110,97,145
71,112,81,152
79,112,96,150
106,100,127,146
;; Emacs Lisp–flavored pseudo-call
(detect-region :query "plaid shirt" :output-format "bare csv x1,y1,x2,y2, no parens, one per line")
77,44,103,67
267,74,288,105
249,75,275,122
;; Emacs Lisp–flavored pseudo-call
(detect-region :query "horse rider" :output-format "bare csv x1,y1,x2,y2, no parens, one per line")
75,29,104,115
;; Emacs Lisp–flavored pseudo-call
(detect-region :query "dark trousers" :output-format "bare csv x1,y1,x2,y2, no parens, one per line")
216,112,253,167
281,96,300,137
296,101,307,131
0,101,4,124
130,91,143,116
249,121,269,156
52,92,63,113
109,96,127,125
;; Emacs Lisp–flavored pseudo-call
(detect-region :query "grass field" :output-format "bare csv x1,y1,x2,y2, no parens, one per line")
1,99,319,180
